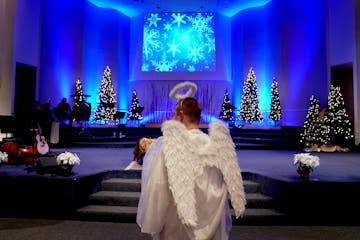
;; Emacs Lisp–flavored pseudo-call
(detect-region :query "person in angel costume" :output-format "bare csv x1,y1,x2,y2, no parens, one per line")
136,81,246,240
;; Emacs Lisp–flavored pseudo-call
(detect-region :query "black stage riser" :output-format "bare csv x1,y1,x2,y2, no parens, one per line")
58,125,303,150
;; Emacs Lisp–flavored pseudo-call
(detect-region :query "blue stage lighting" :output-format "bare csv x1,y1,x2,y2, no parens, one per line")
87,0,139,17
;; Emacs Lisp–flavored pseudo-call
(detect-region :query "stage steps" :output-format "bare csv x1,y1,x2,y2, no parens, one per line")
58,125,302,150
75,176,287,225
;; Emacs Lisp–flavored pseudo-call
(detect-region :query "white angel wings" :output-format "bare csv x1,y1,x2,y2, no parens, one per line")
162,120,246,226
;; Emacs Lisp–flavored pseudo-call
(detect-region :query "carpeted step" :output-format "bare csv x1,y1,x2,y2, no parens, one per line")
70,141,137,148
59,126,302,150
78,177,284,224
100,178,260,193
101,178,141,192
76,205,138,222
242,193,276,208
87,191,275,209
232,208,288,225
89,191,140,206
76,205,287,225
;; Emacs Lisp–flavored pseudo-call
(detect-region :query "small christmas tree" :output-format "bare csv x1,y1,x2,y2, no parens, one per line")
93,66,117,122
238,67,263,123
269,78,282,126
219,90,235,124
72,78,85,108
128,90,143,120
71,77,92,123
300,95,320,147
321,85,354,147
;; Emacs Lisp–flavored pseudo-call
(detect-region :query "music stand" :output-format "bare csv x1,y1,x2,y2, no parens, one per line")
114,111,126,122
76,102,92,137
114,111,127,138
78,120,92,136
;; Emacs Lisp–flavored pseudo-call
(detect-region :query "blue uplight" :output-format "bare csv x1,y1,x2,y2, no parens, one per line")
221,0,272,17
87,0,272,18
87,0,139,17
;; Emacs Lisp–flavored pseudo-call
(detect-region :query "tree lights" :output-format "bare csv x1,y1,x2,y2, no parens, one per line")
238,67,263,124
93,66,117,122
269,78,282,126
128,90,144,121
219,89,235,124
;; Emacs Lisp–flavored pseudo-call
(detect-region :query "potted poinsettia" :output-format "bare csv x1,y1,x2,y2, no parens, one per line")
293,153,320,180
56,151,80,176
0,151,8,165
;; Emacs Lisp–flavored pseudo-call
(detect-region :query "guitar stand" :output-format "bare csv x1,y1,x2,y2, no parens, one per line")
78,120,92,136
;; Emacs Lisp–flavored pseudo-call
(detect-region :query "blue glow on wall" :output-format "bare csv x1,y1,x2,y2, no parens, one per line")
39,0,82,104
141,12,216,72
82,3,130,116
82,3,103,115
230,0,283,126
221,0,272,17
87,0,138,17
87,0,272,18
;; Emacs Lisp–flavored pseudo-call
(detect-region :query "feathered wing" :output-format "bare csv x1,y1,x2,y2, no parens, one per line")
162,120,246,227
207,121,246,218
162,120,199,226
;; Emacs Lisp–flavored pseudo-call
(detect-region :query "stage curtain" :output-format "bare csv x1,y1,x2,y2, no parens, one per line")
128,80,231,124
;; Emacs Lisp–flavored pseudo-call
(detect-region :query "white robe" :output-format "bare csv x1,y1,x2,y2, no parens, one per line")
137,120,246,240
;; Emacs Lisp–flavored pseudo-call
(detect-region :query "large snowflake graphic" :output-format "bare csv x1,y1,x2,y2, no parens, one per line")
187,44,204,64
147,13,162,27
143,27,161,59
204,35,216,53
187,13,214,33
171,13,187,27
166,39,181,57
151,54,178,72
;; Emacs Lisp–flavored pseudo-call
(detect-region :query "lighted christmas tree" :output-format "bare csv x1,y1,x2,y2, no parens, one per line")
72,78,85,108
128,90,143,120
238,67,263,123
93,66,117,122
321,85,354,147
219,90,235,123
71,77,92,123
300,95,320,146
269,78,282,126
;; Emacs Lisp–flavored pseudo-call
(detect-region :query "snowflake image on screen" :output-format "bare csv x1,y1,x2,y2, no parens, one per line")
142,12,216,72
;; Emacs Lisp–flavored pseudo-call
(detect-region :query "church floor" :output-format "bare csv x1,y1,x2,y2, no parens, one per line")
0,218,359,240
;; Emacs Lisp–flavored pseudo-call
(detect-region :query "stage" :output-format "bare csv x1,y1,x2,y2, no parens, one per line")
0,146,360,226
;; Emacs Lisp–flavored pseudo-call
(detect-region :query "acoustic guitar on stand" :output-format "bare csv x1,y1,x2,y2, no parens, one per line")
36,124,50,155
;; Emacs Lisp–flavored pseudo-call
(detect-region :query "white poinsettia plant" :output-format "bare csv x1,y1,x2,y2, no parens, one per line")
56,151,81,165
0,151,8,164
294,153,320,172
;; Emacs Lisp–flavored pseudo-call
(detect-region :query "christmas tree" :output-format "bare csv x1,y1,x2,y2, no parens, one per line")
238,67,263,123
321,85,354,147
300,95,320,146
269,78,282,126
93,66,117,122
128,90,144,120
219,90,235,123
72,78,85,108
71,77,92,123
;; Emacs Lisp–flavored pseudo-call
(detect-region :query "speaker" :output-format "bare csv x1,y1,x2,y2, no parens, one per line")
36,157,58,175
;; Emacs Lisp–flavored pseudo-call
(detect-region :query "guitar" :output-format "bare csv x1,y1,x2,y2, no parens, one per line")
36,125,49,155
